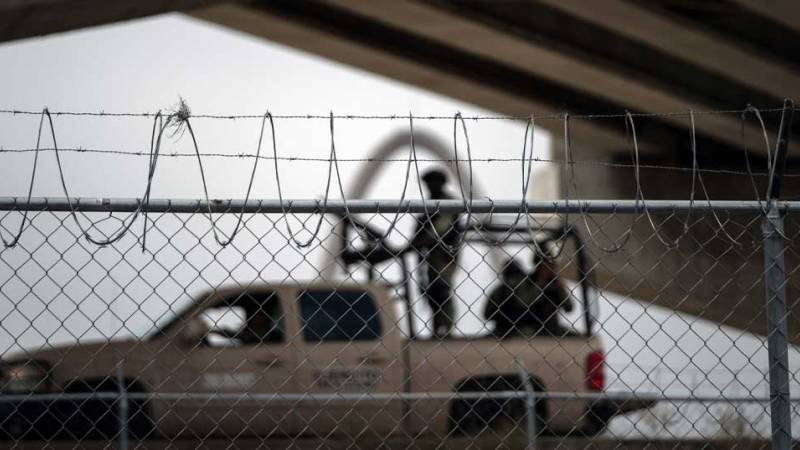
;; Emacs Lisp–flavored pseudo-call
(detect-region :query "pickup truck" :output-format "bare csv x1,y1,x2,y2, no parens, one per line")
0,281,624,441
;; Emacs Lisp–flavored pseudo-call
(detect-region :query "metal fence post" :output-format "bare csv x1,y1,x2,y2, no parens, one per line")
516,358,537,449
763,99,794,450
116,364,129,450
763,205,791,449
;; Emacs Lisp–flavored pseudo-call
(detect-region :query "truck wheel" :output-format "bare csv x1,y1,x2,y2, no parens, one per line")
1,416,27,440
449,396,486,434
579,400,615,437
449,375,546,436
63,379,155,441
0,400,61,440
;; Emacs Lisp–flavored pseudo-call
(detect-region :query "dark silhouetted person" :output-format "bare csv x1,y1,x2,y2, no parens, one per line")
232,294,283,344
527,251,573,337
484,253,574,338
483,258,529,338
412,169,463,338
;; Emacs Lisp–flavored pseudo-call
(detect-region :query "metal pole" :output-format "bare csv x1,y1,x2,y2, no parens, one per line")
116,364,129,450
763,99,794,450
764,207,791,449
515,359,537,450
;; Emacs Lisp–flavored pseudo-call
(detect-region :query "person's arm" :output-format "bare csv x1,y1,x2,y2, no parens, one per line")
562,290,574,313
483,285,501,321
341,218,403,265
410,216,435,250
537,266,573,313
551,279,573,313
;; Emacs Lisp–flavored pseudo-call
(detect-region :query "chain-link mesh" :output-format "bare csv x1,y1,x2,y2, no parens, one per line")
0,199,796,448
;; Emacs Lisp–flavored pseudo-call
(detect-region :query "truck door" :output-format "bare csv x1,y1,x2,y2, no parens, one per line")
295,287,403,438
162,288,302,437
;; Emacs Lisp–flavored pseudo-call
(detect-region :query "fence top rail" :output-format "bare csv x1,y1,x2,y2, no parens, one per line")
0,197,796,214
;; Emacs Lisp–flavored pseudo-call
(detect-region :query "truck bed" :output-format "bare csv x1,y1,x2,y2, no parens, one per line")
404,334,601,434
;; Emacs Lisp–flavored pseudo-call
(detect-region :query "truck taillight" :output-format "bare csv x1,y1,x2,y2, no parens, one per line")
586,351,605,391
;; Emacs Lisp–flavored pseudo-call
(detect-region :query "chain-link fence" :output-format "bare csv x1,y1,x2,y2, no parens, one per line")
0,197,796,448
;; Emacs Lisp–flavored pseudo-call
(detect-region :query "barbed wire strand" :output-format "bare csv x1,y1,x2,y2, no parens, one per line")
33,97,279,251
58,109,147,246
563,113,573,233
1,103,794,251
521,115,540,248
630,111,697,249
1,108,165,248
578,114,635,253
1,111,43,247
683,111,699,241
765,99,795,208
0,107,792,120
407,113,459,254
453,112,476,248
402,113,475,255
328,111,369,245
409,113,433,234
272,113,333,248
96,109,189,249
138,111,166,250
180,101,267,248
2,147,796,178
483,115,538,246
369,114,417,242
693,111,749,246
743,101,794,242
550,113,575,259
741,105,773,216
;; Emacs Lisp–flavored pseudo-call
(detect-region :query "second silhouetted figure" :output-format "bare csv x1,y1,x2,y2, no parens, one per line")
412,169,463,338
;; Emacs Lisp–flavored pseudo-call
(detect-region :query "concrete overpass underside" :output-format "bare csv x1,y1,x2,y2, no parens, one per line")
2,0,800,342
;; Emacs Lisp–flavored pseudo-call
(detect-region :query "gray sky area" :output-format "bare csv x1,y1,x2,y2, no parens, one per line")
0,13,552,201
0,13,796,439
0,12,553,336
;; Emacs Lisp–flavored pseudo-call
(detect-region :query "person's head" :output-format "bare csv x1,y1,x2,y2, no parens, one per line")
421,169,448,199
501,258,525,284
245,308,274,343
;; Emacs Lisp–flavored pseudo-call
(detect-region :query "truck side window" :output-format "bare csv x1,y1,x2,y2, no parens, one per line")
299,290,382,342
201,291,284,346
200,305,246,347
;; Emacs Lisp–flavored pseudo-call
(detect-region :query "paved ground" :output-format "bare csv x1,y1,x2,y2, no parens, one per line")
0,438,786,449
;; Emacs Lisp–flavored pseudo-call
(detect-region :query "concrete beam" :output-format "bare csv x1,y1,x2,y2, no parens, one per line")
325,0,764,154
190,3,627,153
540,0,800,103
734,0,800,33
0,0,222,42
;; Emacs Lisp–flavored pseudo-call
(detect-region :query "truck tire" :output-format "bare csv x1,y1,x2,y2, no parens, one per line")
62,378,155,441
449,375,546,436
579,400,616,437
0,401,54,440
